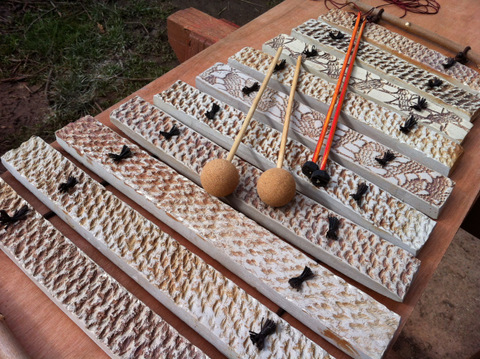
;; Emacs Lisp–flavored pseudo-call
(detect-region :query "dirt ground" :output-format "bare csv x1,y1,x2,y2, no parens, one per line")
1,1,479,358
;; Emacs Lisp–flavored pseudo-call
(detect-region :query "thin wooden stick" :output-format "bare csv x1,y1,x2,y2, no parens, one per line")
311,11,362,163
0,314,29,359
320,19,367,170
277,55,302,168
227,46,283,162
349,0,480,66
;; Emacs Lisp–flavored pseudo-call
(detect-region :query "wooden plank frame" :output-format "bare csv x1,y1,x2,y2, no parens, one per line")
1,1,479,358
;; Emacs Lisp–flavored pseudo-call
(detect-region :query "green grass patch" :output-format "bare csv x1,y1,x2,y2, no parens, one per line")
0,0,177,148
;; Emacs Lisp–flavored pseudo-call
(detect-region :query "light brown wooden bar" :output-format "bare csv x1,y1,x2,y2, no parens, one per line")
1,0,479,358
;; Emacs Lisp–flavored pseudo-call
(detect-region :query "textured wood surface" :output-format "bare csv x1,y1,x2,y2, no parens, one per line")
107,97,420,301
0,178,208,359
263,33,471,143
2,137,333,359
228,47,462,176
54,119,398,359
320,9,480,95
1,1,479,358
156,80,436,253
195,64,454,219
293,19,480,121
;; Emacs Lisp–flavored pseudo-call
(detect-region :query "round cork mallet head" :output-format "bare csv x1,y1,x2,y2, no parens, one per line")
201,158,240,197
257,168,296,207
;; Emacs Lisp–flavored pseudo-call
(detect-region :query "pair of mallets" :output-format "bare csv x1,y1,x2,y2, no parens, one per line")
302,12,366,187
201,46,302,207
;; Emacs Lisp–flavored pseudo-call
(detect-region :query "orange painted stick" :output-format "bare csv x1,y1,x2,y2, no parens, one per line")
320,19,367,171
311,11,362,163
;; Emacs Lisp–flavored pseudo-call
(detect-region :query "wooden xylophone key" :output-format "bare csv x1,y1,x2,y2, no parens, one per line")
106,97,420,301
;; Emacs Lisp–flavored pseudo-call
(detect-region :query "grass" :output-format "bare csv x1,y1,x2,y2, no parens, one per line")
0,0,177,148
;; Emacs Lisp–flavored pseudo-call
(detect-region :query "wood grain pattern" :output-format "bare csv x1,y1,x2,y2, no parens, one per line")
156,80,436,253
228,47,463,177
0,178,208,359
263,34,471,144
106,97,420,302
320,9,480,95
54,121,398,359
195,64,455,218
293,19,480,121
1,1,479,358
2,137,332,359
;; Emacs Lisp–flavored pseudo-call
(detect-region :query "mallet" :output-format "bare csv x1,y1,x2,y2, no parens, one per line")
201,46,284,197
302,12,362,187
257,54,303,207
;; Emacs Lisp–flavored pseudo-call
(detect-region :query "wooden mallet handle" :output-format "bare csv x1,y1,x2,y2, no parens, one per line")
0,314,29,359
277,55,302,169
226,46,283,162
349,0,480,66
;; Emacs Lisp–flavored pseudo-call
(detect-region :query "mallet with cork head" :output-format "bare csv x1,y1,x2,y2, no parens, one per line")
256,54,303,207
200,46,284,197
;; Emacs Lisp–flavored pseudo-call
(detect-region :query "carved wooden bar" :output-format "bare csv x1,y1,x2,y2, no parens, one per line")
155,81,436,254
319,9,480,95
292,19,480,121
262,34,471,144
227,47,462,177
2,137,335,359
0,178,208,359
106,98,420,301
195,65,455,219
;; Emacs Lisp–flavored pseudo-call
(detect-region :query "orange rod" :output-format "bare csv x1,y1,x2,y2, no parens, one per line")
320,19,367,170
311,11,362,163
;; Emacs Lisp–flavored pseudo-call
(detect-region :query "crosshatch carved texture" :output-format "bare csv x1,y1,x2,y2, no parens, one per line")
228,47,462,174
2,137,336,359
292,20,480,120
107,99,420,301
195,65,454,218
0,178,207,359
263,34,471,143
158,80,436,253
319,9,480,94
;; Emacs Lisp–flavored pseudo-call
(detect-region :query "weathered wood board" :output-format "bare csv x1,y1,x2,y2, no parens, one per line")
195,64,455,219
107,97,420,301
156,80,437,254
319,9,480,96
228,47,463,176
0,178,208,359
292,19,480,121
2,137,333,359
262,33,471,144
55,122,400,359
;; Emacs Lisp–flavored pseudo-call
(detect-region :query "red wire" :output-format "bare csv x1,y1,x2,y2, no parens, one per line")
323,0,440,18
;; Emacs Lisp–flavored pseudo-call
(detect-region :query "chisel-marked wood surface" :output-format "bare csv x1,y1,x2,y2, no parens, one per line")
106,99,420,301
2,137,334,359
156,81,435,254
292,20,480,121
55,123,399,359
263,34,471,143
319,9,480,95
228,47,462,177
0,178,207,359
196,65,455,219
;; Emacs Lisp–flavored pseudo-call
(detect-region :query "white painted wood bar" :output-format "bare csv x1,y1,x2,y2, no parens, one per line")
2,137,334,359
106,97,420,302
0,178,208,359
227,47,462,176
262,33,471,144
155,81,436,254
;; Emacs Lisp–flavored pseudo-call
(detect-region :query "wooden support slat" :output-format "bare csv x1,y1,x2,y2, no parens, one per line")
167,8,239,62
